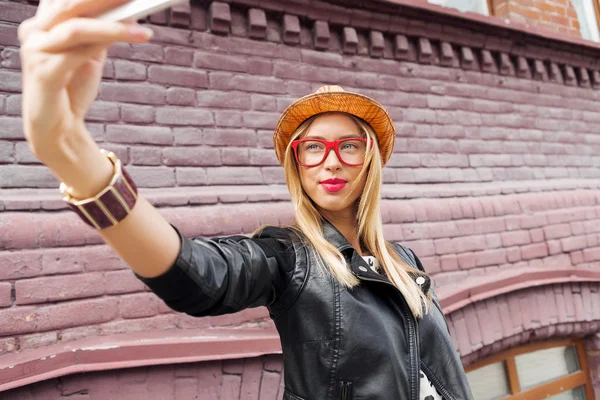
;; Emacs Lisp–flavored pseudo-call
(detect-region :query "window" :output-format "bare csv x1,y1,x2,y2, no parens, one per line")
571,0,600,42
426,0,490,15
465,339,594,399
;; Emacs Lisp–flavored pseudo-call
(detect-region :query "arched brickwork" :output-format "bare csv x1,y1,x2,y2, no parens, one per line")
444,281,600,363
444,279,600,397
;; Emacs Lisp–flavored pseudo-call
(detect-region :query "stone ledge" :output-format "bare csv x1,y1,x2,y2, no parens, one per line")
0,328,280,392
438,266,600,314
1,179,599,211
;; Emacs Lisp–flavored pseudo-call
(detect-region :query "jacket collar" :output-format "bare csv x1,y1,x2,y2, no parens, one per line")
321,218,381,277
321,218,354,253
320,218,431,295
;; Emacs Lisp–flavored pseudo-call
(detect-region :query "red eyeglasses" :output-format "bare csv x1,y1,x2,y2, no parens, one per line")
291,138,372,167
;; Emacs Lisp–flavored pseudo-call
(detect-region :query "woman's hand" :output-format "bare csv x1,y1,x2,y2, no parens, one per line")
19,0,154,162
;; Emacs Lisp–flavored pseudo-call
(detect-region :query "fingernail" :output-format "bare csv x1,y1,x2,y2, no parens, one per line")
128,24,153,39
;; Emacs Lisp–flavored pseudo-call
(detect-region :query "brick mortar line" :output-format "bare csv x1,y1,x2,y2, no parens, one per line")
1,179,599,211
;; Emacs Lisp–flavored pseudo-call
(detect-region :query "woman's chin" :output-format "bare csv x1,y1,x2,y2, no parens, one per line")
316,200,353,214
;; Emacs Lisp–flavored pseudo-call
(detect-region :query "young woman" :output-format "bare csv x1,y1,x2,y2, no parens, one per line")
18,1,474,399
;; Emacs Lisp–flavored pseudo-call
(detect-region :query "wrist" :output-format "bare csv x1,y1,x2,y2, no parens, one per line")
39,131,114,200
64,149,115,200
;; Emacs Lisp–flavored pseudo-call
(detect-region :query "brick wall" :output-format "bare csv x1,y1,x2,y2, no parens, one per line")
493,0,582,37
1,0,600,397
2,1,600,190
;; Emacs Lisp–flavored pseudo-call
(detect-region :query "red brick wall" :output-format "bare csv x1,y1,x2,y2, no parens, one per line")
493,0,583,37
1,0,600,397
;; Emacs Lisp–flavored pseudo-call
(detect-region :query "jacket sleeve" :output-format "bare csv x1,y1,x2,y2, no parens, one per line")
135,224,296,317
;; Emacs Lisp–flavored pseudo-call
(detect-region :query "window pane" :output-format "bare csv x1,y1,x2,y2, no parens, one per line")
427,0,490,15
547,385,587,400
515,346,580,391
570,0,600,42
466,361,510,400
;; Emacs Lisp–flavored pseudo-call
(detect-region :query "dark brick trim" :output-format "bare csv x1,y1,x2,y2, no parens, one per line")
137,0,600,90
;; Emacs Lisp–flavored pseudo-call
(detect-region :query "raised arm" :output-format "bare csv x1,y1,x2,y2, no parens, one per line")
19,0,181,279
18,0,296,316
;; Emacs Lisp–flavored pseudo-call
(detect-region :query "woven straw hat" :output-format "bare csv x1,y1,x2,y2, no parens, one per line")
273,85,395,166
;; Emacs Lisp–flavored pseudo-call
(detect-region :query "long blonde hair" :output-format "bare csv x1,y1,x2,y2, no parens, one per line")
255,112,430,318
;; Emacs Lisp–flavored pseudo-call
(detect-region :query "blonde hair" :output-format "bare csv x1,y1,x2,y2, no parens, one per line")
255,112,430,318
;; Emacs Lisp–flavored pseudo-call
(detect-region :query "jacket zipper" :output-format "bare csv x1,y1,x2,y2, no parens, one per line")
352,251,456,400
366,275,456,400
421,362,457,400
405,302,420,400
365,275,457,400
339,381,353,400
389,248,456,399
357,275,420,400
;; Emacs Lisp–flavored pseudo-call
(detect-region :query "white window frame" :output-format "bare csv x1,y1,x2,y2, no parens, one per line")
426,0,491,16
571,0,600,42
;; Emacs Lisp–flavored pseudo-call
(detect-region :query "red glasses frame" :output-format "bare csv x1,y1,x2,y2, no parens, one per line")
291,138,372,167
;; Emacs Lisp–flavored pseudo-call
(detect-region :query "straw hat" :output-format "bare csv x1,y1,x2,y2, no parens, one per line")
273,85,395,166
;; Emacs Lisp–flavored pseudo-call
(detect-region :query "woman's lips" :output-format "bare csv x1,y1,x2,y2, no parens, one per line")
321,182,346,192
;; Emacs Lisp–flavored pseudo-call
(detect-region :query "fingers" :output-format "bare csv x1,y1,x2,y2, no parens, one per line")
18,18,39,45
35,0,132,32
19,0,132,44
22,18,153,54
24,44,106,98
21,44,106,127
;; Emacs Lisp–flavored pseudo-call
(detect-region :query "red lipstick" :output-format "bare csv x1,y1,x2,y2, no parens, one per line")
320,178,347,193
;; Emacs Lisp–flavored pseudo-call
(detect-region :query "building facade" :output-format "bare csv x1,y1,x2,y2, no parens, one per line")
0,0,599,398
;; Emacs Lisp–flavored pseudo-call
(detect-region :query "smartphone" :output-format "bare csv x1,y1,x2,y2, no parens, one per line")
96,0,188,22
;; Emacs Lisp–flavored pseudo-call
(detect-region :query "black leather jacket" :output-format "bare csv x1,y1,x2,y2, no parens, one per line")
138,220,474,400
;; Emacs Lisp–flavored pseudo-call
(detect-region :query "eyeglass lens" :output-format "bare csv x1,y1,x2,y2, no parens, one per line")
297,140,367,165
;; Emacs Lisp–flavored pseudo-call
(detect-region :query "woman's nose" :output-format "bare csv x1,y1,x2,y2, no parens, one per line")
323,147,342,170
